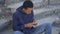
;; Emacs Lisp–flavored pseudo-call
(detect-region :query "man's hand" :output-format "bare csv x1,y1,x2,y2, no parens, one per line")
24,23,33,28
24,21,37,28
32,21,37,25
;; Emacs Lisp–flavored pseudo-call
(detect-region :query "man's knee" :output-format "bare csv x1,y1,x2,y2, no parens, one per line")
38,23,52,28
45,23,52,27
44,23,52,31
14,31,24,34
40,23,52,30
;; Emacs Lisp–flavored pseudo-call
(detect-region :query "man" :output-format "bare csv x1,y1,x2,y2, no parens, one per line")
13,0,52,34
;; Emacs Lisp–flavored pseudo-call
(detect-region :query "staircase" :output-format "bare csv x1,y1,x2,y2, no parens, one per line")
0,0,60,34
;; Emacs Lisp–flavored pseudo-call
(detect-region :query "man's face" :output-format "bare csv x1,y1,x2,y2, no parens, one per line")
23,8,33,14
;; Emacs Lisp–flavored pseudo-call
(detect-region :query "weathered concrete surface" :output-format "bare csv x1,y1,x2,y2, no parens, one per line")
7,0,49,10
0,16,60,34
49,0,60,5
0,0,60,34
0,7,12,31
0,17,12,31
0,23,13,34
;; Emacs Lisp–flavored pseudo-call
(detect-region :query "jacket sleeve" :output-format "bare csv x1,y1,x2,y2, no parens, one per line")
13,13,25,31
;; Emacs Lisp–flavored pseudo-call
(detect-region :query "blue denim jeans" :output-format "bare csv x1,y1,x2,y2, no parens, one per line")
14,23,52,34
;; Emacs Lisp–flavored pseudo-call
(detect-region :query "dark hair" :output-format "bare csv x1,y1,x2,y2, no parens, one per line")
23,0,33,9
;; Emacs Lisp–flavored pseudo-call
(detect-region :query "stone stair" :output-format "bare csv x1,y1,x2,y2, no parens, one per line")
0,6,12,31
0,0,60,34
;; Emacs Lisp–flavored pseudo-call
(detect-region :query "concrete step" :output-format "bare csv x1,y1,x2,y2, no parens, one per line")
0,0,60,34
33,5,60,20
0,23,13,34
0,5,60,31
0,17,12,31
49,0,60,5
7,0,48,10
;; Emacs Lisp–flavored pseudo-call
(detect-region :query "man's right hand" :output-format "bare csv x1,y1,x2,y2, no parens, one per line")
24,21,37,28
24,23,33,28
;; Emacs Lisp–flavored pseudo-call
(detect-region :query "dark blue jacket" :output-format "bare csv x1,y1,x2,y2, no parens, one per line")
13,6,35,34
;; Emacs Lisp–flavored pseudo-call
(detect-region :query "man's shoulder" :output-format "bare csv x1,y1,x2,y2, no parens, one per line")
13,11,18,15
14,10,22,15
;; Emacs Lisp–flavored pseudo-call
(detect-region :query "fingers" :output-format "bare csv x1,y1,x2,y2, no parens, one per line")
24,23,33,28
32,21,37,24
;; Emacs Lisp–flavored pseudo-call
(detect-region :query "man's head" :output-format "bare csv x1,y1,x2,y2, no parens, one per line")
22,0,33,14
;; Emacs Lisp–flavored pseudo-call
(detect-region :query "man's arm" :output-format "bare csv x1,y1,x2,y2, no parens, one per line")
24,21,37,28
13,13,25,30
24,11,37,28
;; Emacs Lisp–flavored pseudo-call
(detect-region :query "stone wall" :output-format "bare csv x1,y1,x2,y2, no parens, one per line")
49,0,60,5
31,0,49,9
35,9,60,20
1,0,60,7
5,0,24,5
0,7,12,19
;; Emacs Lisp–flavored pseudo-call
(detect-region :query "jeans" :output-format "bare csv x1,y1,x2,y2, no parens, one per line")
14,23,52,34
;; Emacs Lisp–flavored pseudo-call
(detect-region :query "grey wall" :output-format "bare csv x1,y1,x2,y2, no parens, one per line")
5,0,25,5
49,0,60,5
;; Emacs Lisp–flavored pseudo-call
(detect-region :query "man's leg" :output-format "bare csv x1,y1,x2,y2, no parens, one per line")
31,23,52,34
14,31,24,34
45,23,52,34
